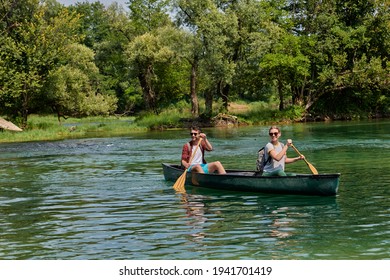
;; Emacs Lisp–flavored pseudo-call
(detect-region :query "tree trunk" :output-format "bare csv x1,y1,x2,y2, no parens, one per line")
221,83,230,111
291,76,307,106
204,88,213,117
190,59,199,117
278,79,284,111
217,80,229,112
138,63,157,112
21,85,29,128
291,85,302,106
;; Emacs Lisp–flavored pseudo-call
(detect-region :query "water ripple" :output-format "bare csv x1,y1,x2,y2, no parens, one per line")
1,122,390,259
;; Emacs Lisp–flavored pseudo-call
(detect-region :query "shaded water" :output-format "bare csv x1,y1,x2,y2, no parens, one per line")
0,120,389,259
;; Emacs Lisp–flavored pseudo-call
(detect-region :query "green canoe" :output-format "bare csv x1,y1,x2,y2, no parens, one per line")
162,163,340,196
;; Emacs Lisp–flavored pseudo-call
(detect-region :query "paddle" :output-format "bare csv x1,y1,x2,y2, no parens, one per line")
290,144,319,175
173,138,203,193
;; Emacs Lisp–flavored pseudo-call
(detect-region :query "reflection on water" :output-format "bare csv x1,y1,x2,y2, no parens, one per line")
172,187,341,259
0,120,389,259
180,193,208,242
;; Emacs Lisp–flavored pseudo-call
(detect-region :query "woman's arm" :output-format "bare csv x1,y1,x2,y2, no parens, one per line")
269,145,288,161
285,155,304,164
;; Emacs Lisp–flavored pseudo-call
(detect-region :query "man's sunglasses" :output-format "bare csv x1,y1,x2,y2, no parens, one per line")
269,132,278,136
190,132,198,136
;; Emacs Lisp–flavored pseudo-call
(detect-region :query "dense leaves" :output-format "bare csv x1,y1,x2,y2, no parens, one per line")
1,0,389,127
0,0,115,126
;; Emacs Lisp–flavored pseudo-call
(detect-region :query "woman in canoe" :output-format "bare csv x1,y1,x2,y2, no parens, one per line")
181,126,226,174
263,126,305,176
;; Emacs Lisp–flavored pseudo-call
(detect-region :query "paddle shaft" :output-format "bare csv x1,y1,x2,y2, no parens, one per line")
290,144,307,163
186,138,203,170
173,138,203,192
290,144,319,175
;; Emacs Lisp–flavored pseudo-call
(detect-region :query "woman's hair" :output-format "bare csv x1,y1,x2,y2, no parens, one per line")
268,126,280,133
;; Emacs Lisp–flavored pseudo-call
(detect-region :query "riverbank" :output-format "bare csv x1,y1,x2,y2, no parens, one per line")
0,101,258,143
0,115,145,143
1,101,386,143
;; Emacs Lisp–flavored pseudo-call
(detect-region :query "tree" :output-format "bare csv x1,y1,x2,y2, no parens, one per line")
128,0,171,34
294,0,390,116
68,1,111,49
260,34,310,110
125,26,186,112
174,0,206,117
77,2,141,115
45,43,117,120
175,0,239,116
125,0,178,113
0,0,82,126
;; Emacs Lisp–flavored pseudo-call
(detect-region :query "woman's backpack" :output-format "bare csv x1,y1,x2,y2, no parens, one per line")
256,147,271,174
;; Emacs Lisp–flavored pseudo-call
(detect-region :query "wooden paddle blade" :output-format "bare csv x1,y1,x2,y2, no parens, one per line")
306,162,319,175
173,171,187,192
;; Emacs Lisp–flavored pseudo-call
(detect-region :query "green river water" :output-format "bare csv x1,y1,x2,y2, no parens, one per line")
0,120,389,260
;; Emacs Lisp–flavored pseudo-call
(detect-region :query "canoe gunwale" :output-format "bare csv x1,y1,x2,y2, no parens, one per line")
163,163,340,179
162,163,340,196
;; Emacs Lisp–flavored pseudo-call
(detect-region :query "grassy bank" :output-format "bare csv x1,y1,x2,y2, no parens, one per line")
0,115,144,143
0,101,306,143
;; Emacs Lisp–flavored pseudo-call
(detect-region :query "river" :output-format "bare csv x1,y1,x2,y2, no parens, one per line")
0,120,389,260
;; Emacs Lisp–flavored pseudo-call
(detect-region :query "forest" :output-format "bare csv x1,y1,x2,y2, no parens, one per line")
1,0,389,128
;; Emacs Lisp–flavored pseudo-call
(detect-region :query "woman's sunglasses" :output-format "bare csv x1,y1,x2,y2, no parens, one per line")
269,132,278,136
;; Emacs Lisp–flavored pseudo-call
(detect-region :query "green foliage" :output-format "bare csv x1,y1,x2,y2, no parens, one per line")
93,5,138,114
275,105,306,121
69,1,110,48
135,107,191,129
233,101,305,124
45,43,118,117
0,115,141,144
0,0,83,125
234,101,277,124
124,25,190,112
1,0,390,126
128,0,171,34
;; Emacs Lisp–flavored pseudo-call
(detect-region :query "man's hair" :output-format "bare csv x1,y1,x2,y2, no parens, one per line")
190,125,201,132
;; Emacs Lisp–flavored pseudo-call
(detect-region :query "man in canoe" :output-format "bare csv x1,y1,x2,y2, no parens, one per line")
263,126,305,176
181,126,226,174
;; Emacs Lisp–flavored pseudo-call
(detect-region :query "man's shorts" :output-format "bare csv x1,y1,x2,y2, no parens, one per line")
188,163,209,174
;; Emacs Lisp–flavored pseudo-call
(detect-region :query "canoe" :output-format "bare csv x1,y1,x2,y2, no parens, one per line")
162,163,340,196
0,117,23,132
